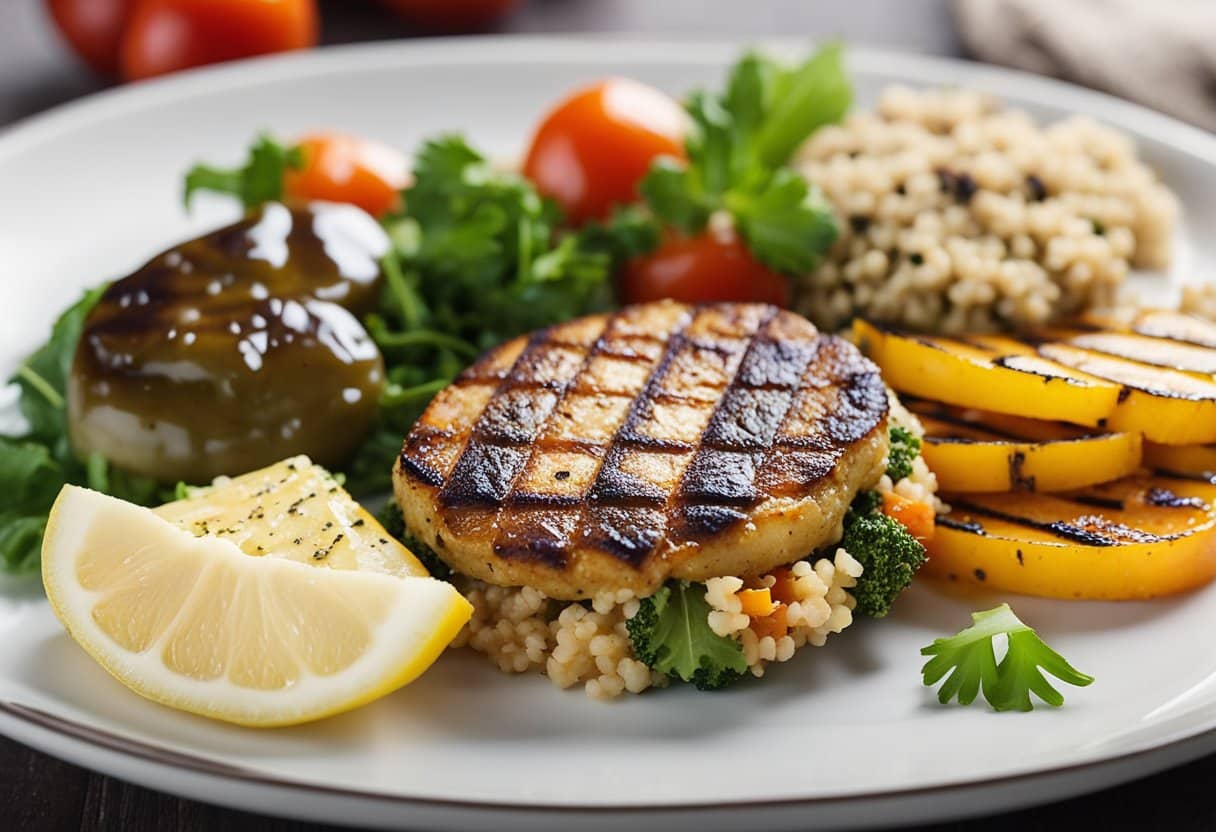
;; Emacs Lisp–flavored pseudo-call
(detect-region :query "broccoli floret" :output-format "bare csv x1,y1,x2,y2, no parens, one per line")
373,501,453,581
627,582,748,691
886,426,922,481
841,495,926,618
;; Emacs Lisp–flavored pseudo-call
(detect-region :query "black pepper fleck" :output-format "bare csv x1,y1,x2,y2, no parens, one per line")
1026,174,1047,202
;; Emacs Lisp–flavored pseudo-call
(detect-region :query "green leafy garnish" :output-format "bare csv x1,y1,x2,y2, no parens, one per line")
183,134,303,210
639,44,849,274
0,289,170,575
921,604,1094,711
886,426,922,482
627,581,749,691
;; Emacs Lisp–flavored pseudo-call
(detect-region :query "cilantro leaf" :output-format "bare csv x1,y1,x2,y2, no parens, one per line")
627,582,749,691
183,134,304,210
921,604,1094,711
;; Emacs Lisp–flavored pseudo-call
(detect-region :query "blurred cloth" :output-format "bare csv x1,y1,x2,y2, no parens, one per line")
954,0,1216,130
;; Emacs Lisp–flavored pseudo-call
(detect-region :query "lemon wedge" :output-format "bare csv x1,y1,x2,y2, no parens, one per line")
42,483,471,727
153,456,428,578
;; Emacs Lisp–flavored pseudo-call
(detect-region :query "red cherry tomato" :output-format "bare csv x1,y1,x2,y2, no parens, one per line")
620,234,791,307
523,78,687,225
285,133,410,218
379,0,522,30
119,0,318,82
45,0,134,76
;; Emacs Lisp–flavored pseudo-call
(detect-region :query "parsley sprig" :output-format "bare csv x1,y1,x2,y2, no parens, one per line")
921,604,1094,711
639,44,850,274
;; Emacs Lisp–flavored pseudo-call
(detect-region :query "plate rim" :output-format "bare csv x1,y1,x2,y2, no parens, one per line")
2,696,1215,816
3,33,1216,821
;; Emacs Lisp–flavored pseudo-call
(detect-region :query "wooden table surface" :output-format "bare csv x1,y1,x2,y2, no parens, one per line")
1,0,1213,829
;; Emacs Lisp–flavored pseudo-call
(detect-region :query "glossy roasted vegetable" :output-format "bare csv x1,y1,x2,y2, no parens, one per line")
1081,308,1216,350
852,320,1120,426
69,202,387,482
926,474,1216,600
1144,442,1216,479
909,399,1142,493
1035,343,1216,444
857,320,1216,444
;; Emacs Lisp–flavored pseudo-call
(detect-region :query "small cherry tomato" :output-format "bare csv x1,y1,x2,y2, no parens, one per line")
523,78,687,225
620,234,791,307
379,0,522,30
119,0,318,82
45,0,134,76
285,133,410,218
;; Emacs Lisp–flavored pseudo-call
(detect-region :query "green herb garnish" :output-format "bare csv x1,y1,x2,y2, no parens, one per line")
0,289,169,574
639,44,849,274
921,604,1094,711
183,134,303,210
627,581,749,691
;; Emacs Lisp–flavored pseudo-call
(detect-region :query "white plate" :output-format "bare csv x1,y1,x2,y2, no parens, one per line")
2,37,1216,832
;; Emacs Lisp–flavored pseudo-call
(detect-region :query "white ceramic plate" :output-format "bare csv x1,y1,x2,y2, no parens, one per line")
2,37,1216,832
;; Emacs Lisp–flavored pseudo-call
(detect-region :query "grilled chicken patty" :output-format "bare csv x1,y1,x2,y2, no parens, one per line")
393,301,891,600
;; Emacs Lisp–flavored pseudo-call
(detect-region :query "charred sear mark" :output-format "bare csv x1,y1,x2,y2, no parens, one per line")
1007,451,1037,491
1145,487,1207,509
440,443,529,507
677,504,751,538
1151,468,1216,485
581,505,665,567
948,500,1122,546
590,448,668,505
1072,515,1164,545
493,508,577,568
475,387,560,444
399,430,454,487
679,449,759,504
826,373,889,444
702,387,793,450
1069,494,1125,511
757,448,840,494
735,338,817,388
937,515,986,534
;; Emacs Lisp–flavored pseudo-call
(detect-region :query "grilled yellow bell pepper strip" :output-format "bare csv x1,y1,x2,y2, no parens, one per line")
1144,442,1216,479
852,320,1120,427
914,403,1142,493
1037,343,1216,444
925,475,1216,600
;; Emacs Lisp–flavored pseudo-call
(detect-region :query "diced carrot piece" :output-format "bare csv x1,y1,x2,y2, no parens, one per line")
738,587,774,617
768,566,799,604
749,603,789,641
882,491,936,542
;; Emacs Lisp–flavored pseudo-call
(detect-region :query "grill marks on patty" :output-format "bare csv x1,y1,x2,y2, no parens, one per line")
398,302,890,575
